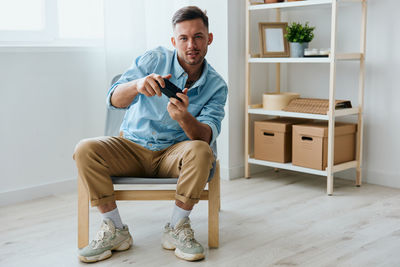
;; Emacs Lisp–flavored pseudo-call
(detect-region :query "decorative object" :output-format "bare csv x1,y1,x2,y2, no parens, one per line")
319,48,330,56
304,48,319,56
249,103,263,108
259,22,289,57
282,98,352,114
262,92,300,110
284,22,315,57
304,48,330,57
264,0,284,3
250,0,265,4
290,42,309,57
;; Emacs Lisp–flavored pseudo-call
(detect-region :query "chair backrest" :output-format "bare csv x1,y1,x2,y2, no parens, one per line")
105,74,125,136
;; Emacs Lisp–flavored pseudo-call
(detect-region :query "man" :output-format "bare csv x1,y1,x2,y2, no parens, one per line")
73,6,227,263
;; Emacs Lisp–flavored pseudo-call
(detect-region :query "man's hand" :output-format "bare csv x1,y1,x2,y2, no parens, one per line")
111,73,172,108
167,88,212,143
167,88,189,121
136,73,172,97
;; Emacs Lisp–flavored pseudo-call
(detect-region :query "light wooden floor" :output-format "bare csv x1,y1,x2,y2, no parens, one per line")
2,169,400,267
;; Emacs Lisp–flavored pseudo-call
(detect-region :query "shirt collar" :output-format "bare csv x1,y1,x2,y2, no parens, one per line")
173,50,186,79
173,50,209,93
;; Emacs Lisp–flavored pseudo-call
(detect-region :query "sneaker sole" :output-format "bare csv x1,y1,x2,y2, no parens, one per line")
175,248,205,261
79,250,112,263
78,236,133,263
162,239,176,250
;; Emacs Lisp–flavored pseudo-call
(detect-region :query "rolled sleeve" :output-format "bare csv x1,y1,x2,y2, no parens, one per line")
106,84,125,110
201,120,219,146
196,85,227,145
106,51,157,110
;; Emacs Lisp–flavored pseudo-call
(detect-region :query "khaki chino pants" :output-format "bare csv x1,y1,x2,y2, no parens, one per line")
73,136,214,207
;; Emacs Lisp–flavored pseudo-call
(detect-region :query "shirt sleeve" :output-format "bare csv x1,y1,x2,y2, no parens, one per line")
106,51,157,110
196,84,228,145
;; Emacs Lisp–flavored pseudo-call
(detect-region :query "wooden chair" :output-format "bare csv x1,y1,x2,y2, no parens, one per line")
77,75,220,249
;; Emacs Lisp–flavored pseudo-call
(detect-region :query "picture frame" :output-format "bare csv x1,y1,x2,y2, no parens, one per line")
258,22,289,57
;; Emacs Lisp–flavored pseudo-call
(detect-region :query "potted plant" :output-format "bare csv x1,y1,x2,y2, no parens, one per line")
285,22,315,57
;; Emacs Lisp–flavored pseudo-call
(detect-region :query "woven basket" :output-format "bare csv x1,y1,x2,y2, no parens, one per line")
282,98,352,114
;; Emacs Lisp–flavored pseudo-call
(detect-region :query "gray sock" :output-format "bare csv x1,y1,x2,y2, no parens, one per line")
101,208,124,229
170,204,191,228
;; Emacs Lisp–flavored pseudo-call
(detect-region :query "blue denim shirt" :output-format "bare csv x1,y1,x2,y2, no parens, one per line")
106,46,228,157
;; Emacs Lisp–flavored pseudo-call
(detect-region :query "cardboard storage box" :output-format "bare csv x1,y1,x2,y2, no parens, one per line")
292,122,357,170
254,118,309,163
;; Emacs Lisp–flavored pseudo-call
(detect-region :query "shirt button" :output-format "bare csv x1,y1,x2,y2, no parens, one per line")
149,144,153,147
152,132,156,135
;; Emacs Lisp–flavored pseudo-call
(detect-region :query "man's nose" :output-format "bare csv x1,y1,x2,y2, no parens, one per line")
188,38,196,49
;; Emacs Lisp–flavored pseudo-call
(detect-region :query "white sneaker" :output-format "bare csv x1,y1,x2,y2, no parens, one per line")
78,219,133,263
162,217,205,261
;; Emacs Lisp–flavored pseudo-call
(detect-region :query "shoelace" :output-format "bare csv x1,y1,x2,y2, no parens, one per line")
91,224,112,248
182,228,195,242
176,222,195,245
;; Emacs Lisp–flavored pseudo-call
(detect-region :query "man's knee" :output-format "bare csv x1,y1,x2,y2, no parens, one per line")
73,138,101,162
184,140,213,160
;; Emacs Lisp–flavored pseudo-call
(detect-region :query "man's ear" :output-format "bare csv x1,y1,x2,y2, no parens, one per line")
207,33,213,45
171,37,176,48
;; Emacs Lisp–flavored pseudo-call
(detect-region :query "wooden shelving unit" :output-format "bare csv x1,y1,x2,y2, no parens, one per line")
244,0,367,195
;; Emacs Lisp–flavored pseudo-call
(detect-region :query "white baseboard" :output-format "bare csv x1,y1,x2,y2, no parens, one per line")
363,169,400,189
220,166,231,180
221,164,270,180
0,177,77,207
332,168,400,189
220,165,244,180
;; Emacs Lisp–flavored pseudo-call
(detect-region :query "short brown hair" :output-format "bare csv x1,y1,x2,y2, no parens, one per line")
172,6,208,29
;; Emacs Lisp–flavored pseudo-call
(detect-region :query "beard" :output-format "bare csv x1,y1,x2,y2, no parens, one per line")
183,48,207,66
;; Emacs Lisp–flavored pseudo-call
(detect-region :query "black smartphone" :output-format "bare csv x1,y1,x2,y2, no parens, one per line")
157,79,183,102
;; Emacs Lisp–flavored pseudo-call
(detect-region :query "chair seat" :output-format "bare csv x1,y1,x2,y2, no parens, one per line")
111,177,178,184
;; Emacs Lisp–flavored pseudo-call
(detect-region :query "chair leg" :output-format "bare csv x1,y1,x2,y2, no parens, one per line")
208,168,220,248
78,177,89,249
217,170,221,212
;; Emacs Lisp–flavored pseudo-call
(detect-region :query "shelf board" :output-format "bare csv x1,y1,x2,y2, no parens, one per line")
248,158,358,176
249,108,328,119
248,54,362,64
248,57,330,63
249,0,332,10
248,108,359,119
248,158,327,176
335,107,360,117
249,0,362,11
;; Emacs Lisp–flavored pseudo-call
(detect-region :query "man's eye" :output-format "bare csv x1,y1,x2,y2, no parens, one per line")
195,36,203,39
180,37,187,41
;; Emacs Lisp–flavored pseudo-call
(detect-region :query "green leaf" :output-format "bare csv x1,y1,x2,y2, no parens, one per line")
284,21,315,43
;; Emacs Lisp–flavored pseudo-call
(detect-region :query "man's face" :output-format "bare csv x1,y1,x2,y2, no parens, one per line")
171,18,213,68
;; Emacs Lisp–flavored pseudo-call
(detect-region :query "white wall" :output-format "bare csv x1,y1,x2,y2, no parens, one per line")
0,47,108,205
362,0,400,186
104,0,191,81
